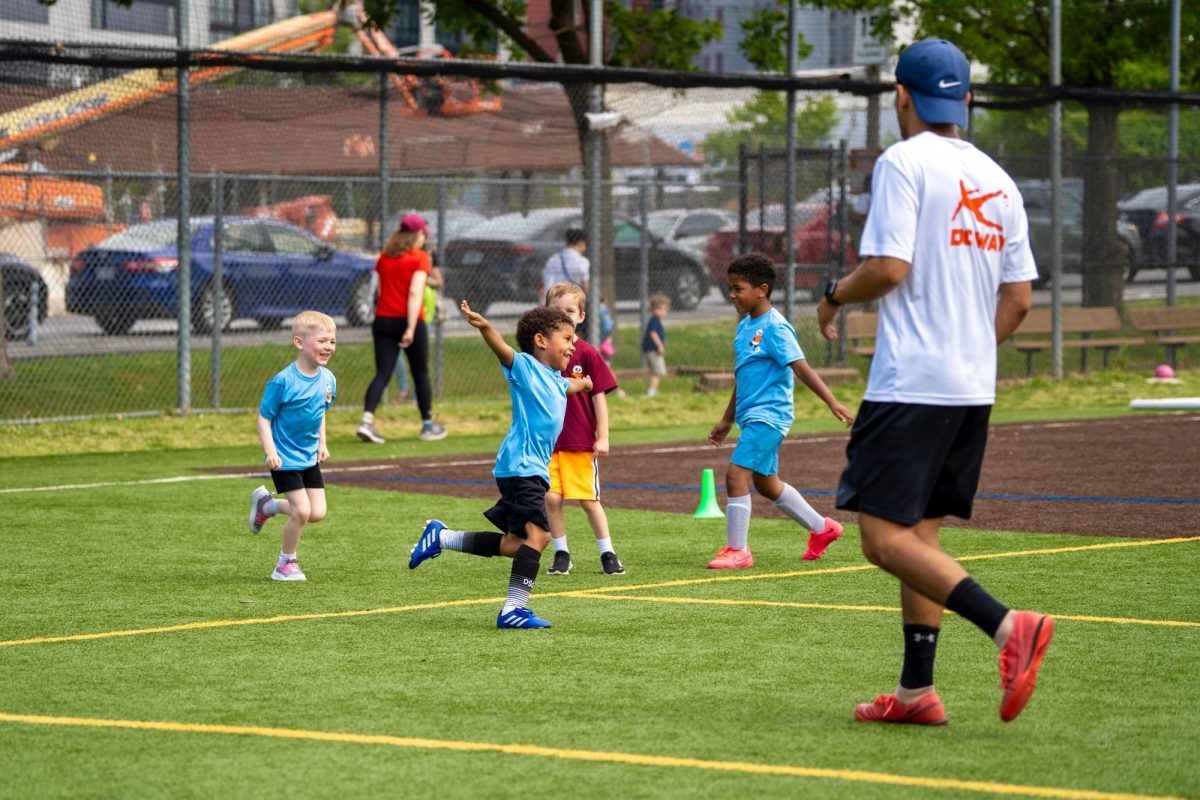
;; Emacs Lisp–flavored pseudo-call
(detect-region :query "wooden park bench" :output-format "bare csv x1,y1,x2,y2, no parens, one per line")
1128,305,1200,366
844,311,878,358
1007,306,1142,376
689,365,861,392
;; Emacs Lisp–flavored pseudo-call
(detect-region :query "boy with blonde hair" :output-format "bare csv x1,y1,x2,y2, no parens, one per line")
408,301,592,628
543,282,624,575
642,294,670,396
248,311,337,581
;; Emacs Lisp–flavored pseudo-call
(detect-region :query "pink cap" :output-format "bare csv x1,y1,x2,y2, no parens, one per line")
399,213,430,234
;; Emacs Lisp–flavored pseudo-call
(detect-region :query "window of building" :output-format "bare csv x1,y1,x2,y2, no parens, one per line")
209,0,274,38
92,0,177,35
1,0,50,24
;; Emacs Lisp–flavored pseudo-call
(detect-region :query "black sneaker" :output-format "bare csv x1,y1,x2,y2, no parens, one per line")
601,551,626,575
547,550,572,575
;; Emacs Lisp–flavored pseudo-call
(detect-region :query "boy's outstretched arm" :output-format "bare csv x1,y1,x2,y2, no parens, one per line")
791,359,854,427
566,376,593,396
460,300,515,368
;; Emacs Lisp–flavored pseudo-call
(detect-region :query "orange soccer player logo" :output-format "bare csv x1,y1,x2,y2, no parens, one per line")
952,180,1006,231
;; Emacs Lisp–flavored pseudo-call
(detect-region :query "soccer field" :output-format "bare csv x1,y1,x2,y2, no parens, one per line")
1,427,1198,800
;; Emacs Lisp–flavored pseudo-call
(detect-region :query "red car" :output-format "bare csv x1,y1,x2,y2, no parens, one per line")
704,204,857,299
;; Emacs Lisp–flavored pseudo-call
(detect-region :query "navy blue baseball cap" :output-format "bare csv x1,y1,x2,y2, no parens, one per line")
894,39,970,128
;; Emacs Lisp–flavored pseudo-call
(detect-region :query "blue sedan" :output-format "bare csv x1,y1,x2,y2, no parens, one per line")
67,217,376,335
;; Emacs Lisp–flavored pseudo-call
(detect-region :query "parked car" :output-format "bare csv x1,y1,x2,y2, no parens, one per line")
1116,183,1200,281
703,203,857,298
2,253,49,340
645,208,737,257
67,218,376,335
390,209,488,247
440,208,712,312
1018,178,1143,286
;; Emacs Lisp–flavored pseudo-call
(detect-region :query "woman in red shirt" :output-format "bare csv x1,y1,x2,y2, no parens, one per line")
356,214,447,443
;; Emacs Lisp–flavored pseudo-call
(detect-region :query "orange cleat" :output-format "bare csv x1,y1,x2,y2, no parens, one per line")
803,517,843,561
999,610,1055,722
706,546,754,569
855,692,948,726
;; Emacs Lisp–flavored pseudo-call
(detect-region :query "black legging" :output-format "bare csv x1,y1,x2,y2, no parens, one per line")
364,316,432,420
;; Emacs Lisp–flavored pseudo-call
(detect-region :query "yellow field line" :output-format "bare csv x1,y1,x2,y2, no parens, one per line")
0,711,1178,800
1,536,1195,649
567,594,1200,629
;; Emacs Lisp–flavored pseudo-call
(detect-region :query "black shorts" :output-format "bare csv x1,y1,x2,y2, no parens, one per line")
270,464,324,494
836,400,991,526
483,476,550,535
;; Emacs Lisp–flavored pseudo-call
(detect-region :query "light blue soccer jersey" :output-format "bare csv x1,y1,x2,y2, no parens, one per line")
494,352,571,482
734,307,804,433
259,363,336,470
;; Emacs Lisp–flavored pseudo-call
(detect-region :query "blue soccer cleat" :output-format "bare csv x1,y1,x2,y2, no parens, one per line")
409,519,445,569
496,607,551,629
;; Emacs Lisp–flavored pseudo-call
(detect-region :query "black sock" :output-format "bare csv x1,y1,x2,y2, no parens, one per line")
463,531,502,557
505,545,542,610
899,624,940,690
944,577,1009,638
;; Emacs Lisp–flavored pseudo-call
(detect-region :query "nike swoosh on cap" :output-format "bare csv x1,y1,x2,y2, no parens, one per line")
938,79,962,89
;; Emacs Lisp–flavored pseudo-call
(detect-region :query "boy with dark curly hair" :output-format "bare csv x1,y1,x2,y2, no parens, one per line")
408,301,592,629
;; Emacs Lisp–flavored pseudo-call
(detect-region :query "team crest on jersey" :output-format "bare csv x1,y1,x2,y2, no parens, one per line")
950,179,1009,251
750,328,764,354
325,379,333,406
571,365,585,379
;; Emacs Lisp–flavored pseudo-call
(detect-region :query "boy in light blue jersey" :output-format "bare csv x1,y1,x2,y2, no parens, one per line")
248,310,337,582
707,254,855,569
408,301,592,629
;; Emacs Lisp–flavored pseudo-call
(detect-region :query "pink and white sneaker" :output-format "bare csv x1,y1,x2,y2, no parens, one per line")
248,485,272,535
271,559,306,582
707,546,754,569
803,517,843,561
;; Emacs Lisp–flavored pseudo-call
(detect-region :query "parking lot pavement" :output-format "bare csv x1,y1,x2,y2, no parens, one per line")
12,272,1199,360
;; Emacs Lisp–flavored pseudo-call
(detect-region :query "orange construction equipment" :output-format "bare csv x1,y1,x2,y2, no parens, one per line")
242,195,339,242
353,7,501,117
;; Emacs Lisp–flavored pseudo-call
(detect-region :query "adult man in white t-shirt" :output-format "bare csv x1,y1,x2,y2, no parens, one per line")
817,38,1054,727
541,229,590,298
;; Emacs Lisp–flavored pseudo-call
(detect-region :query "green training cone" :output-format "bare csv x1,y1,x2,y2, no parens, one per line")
692,468,725,519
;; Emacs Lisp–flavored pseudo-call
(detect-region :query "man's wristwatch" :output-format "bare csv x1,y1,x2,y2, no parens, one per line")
823,279,842,306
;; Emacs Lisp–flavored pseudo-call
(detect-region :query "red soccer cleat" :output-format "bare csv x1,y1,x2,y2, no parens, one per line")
855,692,948,726
707,546,754,569
803,517,843,561
999,610,1055,722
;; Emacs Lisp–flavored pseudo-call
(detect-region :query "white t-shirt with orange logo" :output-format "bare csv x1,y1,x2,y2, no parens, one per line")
858,131,1037,405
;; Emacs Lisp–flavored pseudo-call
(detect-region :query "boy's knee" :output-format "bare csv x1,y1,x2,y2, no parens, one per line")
308,508,327,523
290,506,312,524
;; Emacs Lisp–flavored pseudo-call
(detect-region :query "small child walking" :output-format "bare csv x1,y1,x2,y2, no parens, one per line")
641,293,669,396
707,254,854,569
248,310,338,582
543,282,624,576
408,301,592,628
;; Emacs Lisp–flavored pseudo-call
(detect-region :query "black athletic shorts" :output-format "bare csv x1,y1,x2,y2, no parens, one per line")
270,464,324,494
836,400,991,526
483,475,551,535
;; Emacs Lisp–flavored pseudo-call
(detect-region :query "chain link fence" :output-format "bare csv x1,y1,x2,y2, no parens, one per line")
1,45,1198,422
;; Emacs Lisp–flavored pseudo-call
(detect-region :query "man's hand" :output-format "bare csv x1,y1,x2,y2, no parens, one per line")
817,298,841,341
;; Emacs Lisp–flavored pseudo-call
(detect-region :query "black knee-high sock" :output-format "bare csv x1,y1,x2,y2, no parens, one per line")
899,624,940,690
944,577,1009,638
462,531,502,557
504,545,542,611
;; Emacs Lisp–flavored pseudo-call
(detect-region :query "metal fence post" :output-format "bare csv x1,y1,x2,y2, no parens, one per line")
176,0,192,415
434,179,446,398
783,0,798,321
836,140,849,365
379,72,390,251
211,173,223,409
26,279,38,346
638,182,650,342
737,142,748,256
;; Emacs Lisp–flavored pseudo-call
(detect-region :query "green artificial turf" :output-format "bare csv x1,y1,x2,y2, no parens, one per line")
2,437,1198,798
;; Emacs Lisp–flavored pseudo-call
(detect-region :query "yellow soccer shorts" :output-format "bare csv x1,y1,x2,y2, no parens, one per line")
548,451,600,501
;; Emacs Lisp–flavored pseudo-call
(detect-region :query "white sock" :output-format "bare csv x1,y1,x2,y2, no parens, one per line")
361,411,374,424
440,529,465,551
725,495,752,550
774,483,826,531
596,537,614,555
263,499,280,517
278,551,296,565
552,536,570,553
